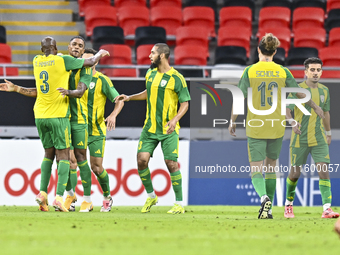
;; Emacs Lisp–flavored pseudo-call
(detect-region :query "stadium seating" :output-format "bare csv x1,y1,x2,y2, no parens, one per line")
186,0,217,10
258,7,291,30
257,27,291,55
0,25,6,44
0,43,18,76
261,0,292,9
319,47,340,78
118,6,150,36
328,27,340,47
293,27,326,49
253,47,286,65
150,6,182,36
222,0,255,11
176,26,209,58
217,26,252,57
182,7,216,37
286,47,318,78
136,44,153,65
293,0,326,10
150,0,181,8
92,26,124,51
325,9,340,32
84,6,117,37
214,46,247,65
99,44,136,77
78,0,111,17
292,7,324,31
174,45,207,66
219,7,252,29
135,26,166,49
327,0,340,12
114,0,146,8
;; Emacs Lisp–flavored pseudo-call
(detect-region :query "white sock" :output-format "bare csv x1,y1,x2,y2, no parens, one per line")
57,194,62,198
285,199,293,206
147,191,156,199
261,195,268,203
104,196,111,201
66,190,74,197
268,209,272,214
323,203,331,211
83,196,91,203
176,201,182,206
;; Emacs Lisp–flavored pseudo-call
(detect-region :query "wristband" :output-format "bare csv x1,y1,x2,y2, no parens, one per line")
326,130,331,136
288,118,294,125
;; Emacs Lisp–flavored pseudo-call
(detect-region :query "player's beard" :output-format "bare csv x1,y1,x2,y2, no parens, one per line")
150,55,161,69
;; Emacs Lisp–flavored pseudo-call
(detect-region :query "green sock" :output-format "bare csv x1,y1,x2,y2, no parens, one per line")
96,169,110,197
286,177,298,202
56,160,70,196
39,158,53,193
265,172,276,205
66,168,77,192
138,168,154,193
319,179,332,205
170,171,183,201
251,172,266,198
78,160,92,196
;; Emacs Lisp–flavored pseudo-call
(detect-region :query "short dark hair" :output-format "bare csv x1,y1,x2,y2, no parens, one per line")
155,43,170,59
69,36,86,46
304,57,323,69
84,48,97,55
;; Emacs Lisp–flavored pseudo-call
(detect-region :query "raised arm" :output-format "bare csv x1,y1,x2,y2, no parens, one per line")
115,90,147,102
0,79,37,97
83,49,110,67
165,101,189,134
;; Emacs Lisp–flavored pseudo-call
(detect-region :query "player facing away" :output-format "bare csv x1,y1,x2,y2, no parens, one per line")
229,33,325,219
284,57,339,219
115,43,190,214
0,37,109,212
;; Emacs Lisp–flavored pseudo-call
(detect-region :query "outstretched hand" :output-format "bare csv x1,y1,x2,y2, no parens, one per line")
0,79,15,92
98,49,110,57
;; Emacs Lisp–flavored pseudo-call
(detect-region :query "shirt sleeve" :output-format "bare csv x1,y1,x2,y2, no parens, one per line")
173,74,191,103
323,88,330,112
237,66,251,98
79,67,92,88
284,67,299,88
61,55,84,71
100,76,120,103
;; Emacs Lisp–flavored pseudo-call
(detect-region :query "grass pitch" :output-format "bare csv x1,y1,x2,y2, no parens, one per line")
0,205,339,255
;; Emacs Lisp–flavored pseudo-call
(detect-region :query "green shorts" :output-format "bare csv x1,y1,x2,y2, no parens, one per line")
35,118,71,150
247,137,284,162
138,130,179,162
70,122,88,149
88,135,106,158
290,143,330,166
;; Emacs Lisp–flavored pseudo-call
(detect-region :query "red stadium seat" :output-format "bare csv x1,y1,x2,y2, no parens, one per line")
183,7,216,37
150,6,182,36
257,27,291,56
84,6,117,37
176,26,209,57
328,27,340,47
327,0,340,12
292,7,324,31
217,26,252,57
136,44,153,65
174,45,207,65
289,68,305,79
99,44,136,77
118,6,149,36
150,0,181,8
258,7,291,30
219,7,252,29
319,47,340,78
114,0,146,8
0,43,18,76
293,27,326,49
78,0,111,17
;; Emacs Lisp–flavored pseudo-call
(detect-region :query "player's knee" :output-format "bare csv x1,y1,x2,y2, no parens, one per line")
74,149,87,162
137,157,148,170
90,162,102,175
165,159,178,172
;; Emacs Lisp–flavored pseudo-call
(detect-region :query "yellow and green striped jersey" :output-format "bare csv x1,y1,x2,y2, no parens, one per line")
87,71,120,137
68,65,92,124
33,54,84,119
143,67,191,135
288,81,330,147
238,61,299,139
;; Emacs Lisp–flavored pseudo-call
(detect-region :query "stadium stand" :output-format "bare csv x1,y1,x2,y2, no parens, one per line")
118,6,150,37
214,46,247,65
135,26,166,49
261,0,292,8
217,26,251,57
0,26,6,44
293,27,326,49
286,47,319,78
176,26,209,58
92,26,125,51
258,7,291,30
253,47,286,66
114,0,146,8
150,6,182,36
222,0,255,11
325,9,340,31
293,0,326,10
319,46,340,78
327,0,340,12
0,43,18,76
182,6,216,37
329,27,340,47
78,0,111,17
84,6,117,37
257,27,291,56
219,6,252,29
292,7,325,31
136,44,153,65
150,0,182,8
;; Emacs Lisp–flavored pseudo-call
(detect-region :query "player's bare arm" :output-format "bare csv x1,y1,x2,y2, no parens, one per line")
296,92,325,119
286,108,301,135
105,100,124,131
228,105,238,137
83,49,109,67
57,82,87,98
115,90,147,102
0,79,37,97
323,111,331,145
165,101,189,134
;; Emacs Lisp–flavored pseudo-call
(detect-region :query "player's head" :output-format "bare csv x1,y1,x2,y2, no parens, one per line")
304,57,323,83
68,36,86,58
41,36,57,55
258,33,280,57
83,48,98,70
149,43,170,69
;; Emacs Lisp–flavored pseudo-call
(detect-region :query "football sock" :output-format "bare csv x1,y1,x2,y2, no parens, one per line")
40,158,53,193
83,196,91,203
56,160,70,196
170,171,183,202
96,169,110,198
265,172,276,206
66,168,77,192
138,167,154,193
286,177,298,203
251,172,266,198
78,160,92,196
148,191,156,199
319,179,332,207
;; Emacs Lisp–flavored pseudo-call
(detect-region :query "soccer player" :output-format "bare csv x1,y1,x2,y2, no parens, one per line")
228,33,324,219
284,57,339,219
0,36,109,212
115,43,190,214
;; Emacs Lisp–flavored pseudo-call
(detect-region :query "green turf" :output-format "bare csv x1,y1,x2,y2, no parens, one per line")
0,205,339,255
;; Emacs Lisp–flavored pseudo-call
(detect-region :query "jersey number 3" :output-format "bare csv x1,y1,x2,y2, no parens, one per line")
40,71,50,94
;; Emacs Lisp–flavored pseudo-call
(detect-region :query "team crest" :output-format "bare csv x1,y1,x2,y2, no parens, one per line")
89,82,95,89
161,80,167,87
320,95,324,103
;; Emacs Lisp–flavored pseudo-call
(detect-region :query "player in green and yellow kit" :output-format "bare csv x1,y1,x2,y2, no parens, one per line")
116,43,191,214
284,57,339,219
229,34,324,219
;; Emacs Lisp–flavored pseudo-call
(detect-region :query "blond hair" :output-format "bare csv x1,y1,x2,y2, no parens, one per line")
259,33,281,56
